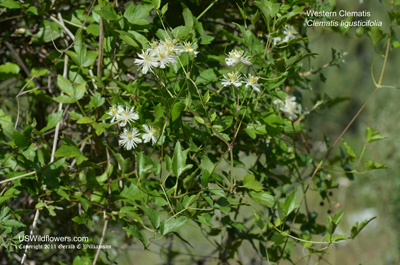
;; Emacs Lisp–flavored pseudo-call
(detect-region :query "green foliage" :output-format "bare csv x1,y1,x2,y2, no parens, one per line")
0,0,395,264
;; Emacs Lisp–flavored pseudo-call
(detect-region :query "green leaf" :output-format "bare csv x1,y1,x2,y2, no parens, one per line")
88,92,105,109
251,10,260,25
284,189,299,216
82,51,98,68
172,26,191,39
365,127,387,143
152,0,161,9
160,217,188,235
0,62,20,80
141,207,160,229
37,110,63,134
200,35,214,45
0,0,22,9
363,160,388,170
250,191,275,208
242,174,263,192
182,4,194,28
95,2,119,20
351,217,376,239
123,226,147,247
26,6,38,15
76,117,93,124
57,75,73,95
74,82,86,100
72,256,91,265
171,142,193,177
92,122,109,136
35,20,62,43
254,1,270,28
286,53,318,69
161,3,168,15
171,101,185,121
12,130,30,149
54,138,88,165
332,211,344,225
342,139,356,163
196,68,217,84
137,152,153,179
368,27,386,46
124,3,153,25
55,75,86,103
194,116,204,124
0,109,14,138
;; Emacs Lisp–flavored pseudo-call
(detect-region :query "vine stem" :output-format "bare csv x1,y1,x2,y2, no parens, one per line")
197,0,219,20
277,11,393,264
92,213,109,265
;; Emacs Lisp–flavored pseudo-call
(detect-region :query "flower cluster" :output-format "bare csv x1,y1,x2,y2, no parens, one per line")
134,38,199,74
221,73,262,93
274,95,301,121
273,25,298,45
107,105,158,150
221,49,262,92
225,49,252,67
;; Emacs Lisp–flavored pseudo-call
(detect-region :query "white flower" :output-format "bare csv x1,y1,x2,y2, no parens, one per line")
134,50,159,74
107,105,122,123
225,49,252,67
181,41,199,57
283,26,297,42
274,96,300,121
221,72,242,87
154,47,176,69
244,74,261,92
119,127,142,150
273,37,281,46
147,40,160,56
142,124,157,146
160,38,182,56
116,106,139,127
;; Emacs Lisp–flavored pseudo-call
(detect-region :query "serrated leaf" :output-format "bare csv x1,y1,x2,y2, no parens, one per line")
12,130,30,149
161,217,188,235
141,207,160,229
182,4,193,28
242,174,263,191
124,3,153,25
365,127,387,143
250,191,275,208
123,226,147,247
363,160,388,170
54,139,88,165
351,217,376,239
368,27,386,46
95,2,119,20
